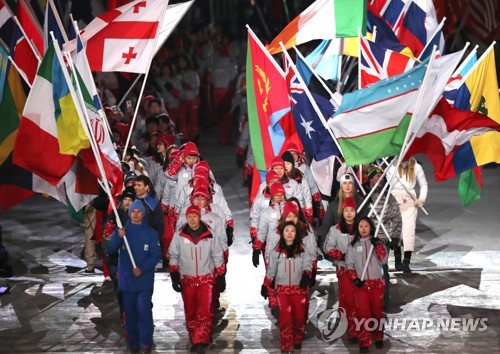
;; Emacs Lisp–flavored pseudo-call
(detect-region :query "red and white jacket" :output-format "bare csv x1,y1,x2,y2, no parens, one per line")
169,221,225,286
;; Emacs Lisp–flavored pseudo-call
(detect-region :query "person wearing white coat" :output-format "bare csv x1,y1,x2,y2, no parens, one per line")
386,157,428,273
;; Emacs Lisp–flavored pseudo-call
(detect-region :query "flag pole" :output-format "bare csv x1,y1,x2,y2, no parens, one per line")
123,2,170,157
458,41,496,86
7,56,32,88
12,15,42,62
56,40,137,269
418,17,446,61
358,27,362,89
292,45,342,107
452,44,478,77
279,42,344,156
69,19,113,135
117,74,143,108
360,46,440,281
247,25,286,77
378,157,429,215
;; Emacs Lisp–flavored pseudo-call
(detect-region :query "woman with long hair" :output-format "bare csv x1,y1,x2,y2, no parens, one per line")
262,221,312,353
323,196,359,342
386,157,428,273
346,217,388,353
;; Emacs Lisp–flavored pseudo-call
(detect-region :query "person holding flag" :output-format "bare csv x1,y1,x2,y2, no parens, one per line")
107,199,162,354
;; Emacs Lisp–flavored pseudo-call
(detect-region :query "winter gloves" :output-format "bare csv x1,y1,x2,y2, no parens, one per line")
353,278,365,288
260,284,268,299
171,271,182,292
299,273,311,289
226,225,234,247
252,250,260,268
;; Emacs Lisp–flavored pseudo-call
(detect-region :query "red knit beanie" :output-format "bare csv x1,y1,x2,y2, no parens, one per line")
282,201,299,217
186,205,201,217
270,182,285,196
342,196,357,210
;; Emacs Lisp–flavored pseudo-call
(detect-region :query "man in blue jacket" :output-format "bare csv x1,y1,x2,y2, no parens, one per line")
107,200,161,354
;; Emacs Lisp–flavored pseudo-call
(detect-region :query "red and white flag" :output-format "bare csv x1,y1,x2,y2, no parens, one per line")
65,0,168,73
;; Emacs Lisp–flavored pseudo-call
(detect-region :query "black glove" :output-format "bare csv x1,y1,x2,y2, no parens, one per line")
370,236,380,246
341,253,346,261
389,238,399,250
217,275,226,292
236,154,244,168
310,267,317,287
162,257,169,270
260,284,268,299
252,250,260,268
170,271,182,292
226,225,234,247
164,81,173,91
299,273,311,289
353,278,365,288
312,200,322,219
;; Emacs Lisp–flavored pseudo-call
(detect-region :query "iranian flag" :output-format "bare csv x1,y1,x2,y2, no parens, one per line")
71,33,123,196
266,0,367,54
329,62,428,165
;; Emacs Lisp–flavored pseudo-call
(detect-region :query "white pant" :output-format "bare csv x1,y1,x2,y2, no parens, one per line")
391,189,417,252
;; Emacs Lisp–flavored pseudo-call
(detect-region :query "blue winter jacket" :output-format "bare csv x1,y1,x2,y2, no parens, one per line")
107,220,161,293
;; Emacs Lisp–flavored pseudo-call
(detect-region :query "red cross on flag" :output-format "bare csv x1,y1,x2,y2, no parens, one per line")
66,0,168,73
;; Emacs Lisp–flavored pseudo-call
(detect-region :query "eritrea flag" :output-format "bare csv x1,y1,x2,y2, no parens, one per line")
246,29,291,172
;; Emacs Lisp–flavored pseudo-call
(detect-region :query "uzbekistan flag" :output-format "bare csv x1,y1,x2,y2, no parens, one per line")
266,0,367,54
329,61,428,165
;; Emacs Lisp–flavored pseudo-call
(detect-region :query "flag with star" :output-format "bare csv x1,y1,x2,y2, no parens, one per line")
284,52,340,161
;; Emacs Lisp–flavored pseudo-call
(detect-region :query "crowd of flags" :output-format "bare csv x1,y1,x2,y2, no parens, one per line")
0,0,193,213
246,0,500,207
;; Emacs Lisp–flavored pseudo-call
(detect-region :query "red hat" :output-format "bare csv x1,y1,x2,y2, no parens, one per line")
186,205,201,218
266,170,280,184
157,133,175,147
286,142,300,154
342,196,357,210
182,142,200,156
194,178,210,191
271,156,285,169
282,201,299,217
270,182,285,196
193,170,209,182
195,160,210,174
192,187,210,200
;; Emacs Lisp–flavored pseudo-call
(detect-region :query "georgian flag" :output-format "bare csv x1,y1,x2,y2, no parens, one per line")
64,0,168,73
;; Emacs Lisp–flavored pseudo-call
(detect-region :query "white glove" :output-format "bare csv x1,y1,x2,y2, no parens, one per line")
414,199,425,207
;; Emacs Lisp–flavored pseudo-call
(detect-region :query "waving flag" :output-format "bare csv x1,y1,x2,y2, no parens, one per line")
0,43,34,210
0,1,14,44
16,0,43,55
65,0,168,73
154,0,194,54
246,29,291,171
72,33,123,195
360,35,417,88
284,52,339,162
304,39,340,81
43,0,68,51
405,99,500,181
329,61,429,165
266,0,367,54
13,42,88,185
454,47,500,124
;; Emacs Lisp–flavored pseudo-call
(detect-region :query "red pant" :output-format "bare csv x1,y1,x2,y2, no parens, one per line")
181,284,213,345
338,271,358,339
277,290,308,351
354,285,385,348
178,98,200,140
